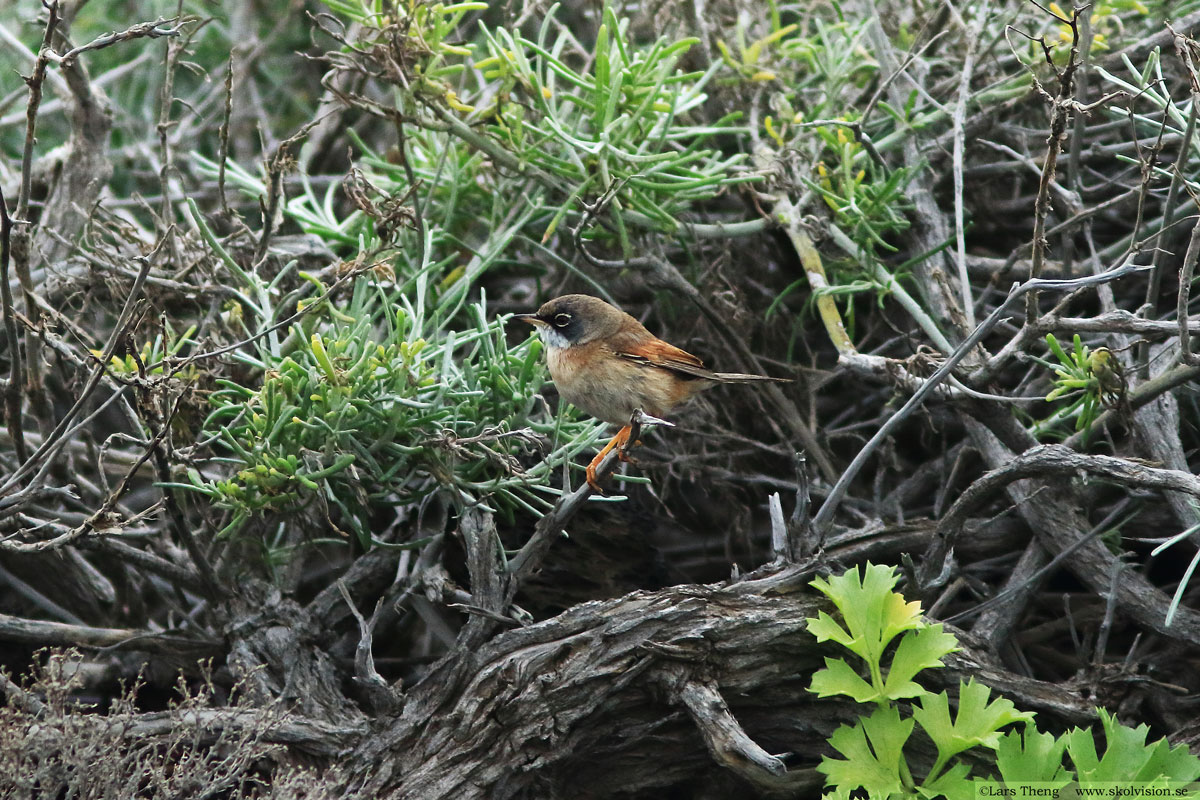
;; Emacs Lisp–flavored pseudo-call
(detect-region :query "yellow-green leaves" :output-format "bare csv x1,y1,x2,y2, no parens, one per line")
99,323,196,376
914,679,1035,785
310,334,341,386
716,22,798,82
806,564,1200,799
817,705,914,799
1036,333,1125,443
807,563,958,704
1066,709,1200,786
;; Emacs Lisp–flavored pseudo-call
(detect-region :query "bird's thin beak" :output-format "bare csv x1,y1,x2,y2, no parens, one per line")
513,313,546,327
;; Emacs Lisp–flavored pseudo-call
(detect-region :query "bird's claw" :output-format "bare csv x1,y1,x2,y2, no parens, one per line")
585,461,607,495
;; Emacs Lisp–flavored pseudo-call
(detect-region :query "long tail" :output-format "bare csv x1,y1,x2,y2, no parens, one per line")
712,372,792,384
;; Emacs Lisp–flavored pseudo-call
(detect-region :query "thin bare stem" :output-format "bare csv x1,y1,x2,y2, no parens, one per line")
0,185,26,464
1022,8,1084,325
814,259,1150,535
1177,215,1200,366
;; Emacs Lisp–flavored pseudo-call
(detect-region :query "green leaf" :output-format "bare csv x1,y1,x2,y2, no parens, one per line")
1072,334,1087,366
919,762,974,800
883,623,959,699
1045,334,1069,367
1066,709,1200,784
994,727,1071,785
806,609,858,651
913,679,1035,768
808,562,921,668
809,656,880,703
818,704,914,798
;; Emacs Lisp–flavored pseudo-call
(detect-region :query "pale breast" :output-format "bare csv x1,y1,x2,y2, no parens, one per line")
545,343,700,425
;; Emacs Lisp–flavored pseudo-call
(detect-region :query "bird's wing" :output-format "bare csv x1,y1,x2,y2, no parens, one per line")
609,334,719,381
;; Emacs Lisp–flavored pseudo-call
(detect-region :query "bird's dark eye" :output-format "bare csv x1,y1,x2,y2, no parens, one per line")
553,313,571,328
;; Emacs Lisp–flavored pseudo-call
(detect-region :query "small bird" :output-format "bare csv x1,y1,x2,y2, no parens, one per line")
514,294,790,493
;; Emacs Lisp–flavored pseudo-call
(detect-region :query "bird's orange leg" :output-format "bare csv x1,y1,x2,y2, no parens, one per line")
586,425,632,493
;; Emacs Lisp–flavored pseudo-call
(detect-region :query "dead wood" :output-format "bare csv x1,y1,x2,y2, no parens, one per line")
3,3,1200,797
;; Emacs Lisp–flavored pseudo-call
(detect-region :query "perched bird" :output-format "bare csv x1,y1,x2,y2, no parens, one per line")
514,294,790,492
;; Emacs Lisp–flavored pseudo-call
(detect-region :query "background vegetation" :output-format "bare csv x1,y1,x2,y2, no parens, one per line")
2,0,1200,796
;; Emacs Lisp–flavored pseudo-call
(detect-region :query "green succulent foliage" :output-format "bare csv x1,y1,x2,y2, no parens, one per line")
179,278,601,546
472,3,756,251
715,17,800,83
806,564,1200,799
756,15,915,258
194,124,502,259
1033,333,1125,443
100,322,197,376
322,0,483,86
762,16,880,139
203,0,763,263
809,143,915,259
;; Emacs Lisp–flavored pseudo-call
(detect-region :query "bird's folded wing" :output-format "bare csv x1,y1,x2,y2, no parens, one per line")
610,336,719,381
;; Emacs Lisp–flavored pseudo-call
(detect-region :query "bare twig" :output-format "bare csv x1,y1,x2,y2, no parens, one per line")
0,671,47,717
103,706,365,758
675,679,790,789
1062,6,1093,278
1093,559,1124,667
156,8,186,225
1020,7,1085,325
252,120,322,267
1037,309,1200,336
0,184,25,464
47,17,182,67
337,580,402,713
0,397,174,555
0,242,156,496
813,259,1150,535
940,445,1200,534
950,0,992,328
506,409,664,586
1177,215,1200,366
768,492,787,560
0,611,221,656
217,58,234,215
787,452,813,558
11,0,61,409
953,500,1131,632
15,1,59,223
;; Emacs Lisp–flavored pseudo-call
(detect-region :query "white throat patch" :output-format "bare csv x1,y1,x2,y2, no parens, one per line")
536,326,570,350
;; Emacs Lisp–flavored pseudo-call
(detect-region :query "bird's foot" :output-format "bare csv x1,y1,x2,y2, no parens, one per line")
585,458,607,494
585,425,633,494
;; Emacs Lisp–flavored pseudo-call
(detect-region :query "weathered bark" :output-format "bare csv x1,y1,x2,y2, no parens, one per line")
0,556,1102,798
330,561,1092,799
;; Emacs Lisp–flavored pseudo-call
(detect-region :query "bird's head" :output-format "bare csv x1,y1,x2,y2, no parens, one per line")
513,294,625,349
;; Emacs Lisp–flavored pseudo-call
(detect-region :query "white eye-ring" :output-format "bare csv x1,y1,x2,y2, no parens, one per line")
553,313,572,327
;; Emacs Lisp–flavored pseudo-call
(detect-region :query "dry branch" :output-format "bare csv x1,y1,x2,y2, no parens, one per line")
3,3,1200,796
0,611,220,656
333,562,1091,799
